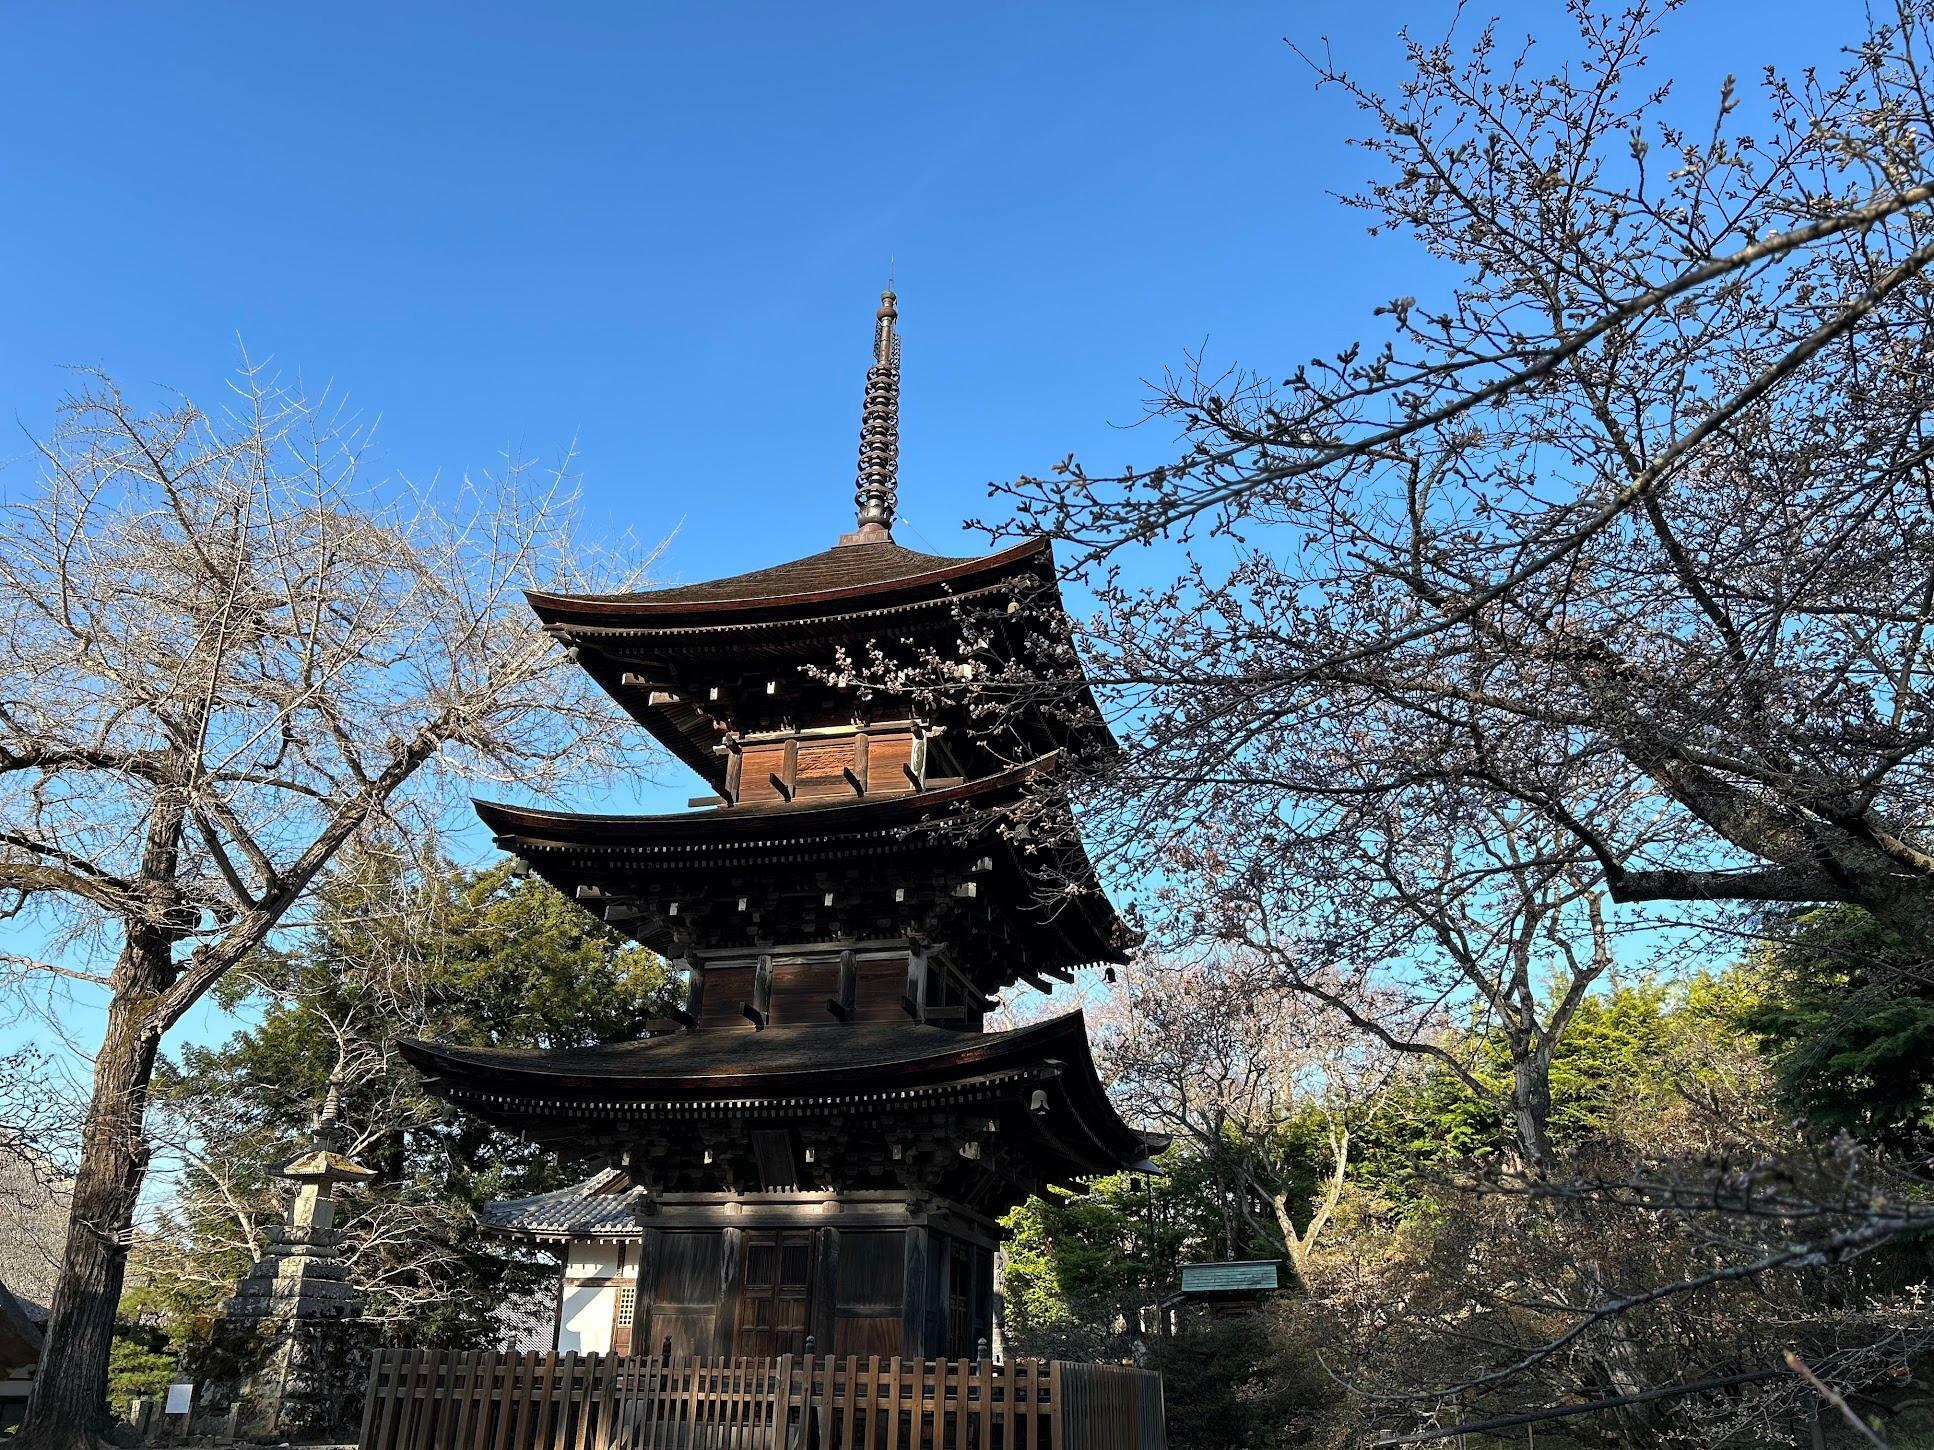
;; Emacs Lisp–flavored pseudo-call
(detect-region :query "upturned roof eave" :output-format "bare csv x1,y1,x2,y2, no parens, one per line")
409,1010,1154,1176
471,754,1135,969
473,754,1057,846
400,1009,1095,1095
526,537,1053,627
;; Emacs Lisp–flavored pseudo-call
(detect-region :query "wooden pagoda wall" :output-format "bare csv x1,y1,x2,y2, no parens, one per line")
611,1220,992,1365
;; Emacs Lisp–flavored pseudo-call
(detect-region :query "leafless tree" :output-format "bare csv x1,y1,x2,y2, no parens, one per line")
0,1048,78,1178
948,0,1934,1425
139,856,565,1340
1336,1144,1934,1446
1175,787,1648,1169
0,364,650,1449
1100,951,1396,1286
989,0,1934,949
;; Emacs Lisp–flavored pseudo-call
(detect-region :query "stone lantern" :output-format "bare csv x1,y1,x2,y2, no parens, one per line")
207,1140,376,1437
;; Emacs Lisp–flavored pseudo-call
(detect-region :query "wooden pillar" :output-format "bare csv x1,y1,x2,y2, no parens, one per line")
675,959,699,1028
932,1231,954,1356
827,948,857,1021
716,1226,744,1358
812,1226,839,1352
636,1226,662,1351
745,954,773,1029
903,943,928,1023
900,1225,930,1360
972,1243,993,1352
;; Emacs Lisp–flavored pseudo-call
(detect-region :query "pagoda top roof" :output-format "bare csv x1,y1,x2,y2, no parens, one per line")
527,536,1052,632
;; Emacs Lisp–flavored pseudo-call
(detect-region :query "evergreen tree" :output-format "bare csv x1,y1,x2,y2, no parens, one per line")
123,855,669,1370
1742,906,1934,1153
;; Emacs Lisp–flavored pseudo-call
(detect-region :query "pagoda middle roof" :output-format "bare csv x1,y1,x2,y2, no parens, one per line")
405,1011,1087,1092
526,537,1052,631
473,755,1133,973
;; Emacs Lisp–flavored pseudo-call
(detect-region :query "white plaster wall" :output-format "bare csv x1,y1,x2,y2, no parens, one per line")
556,1240,624,1353
558,1284,616,1353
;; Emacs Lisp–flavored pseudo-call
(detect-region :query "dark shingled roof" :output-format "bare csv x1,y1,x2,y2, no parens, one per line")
620,543,984,605
475,754,1054,846
525,537,1052,627
404,1013,1086,1092
471,755,1134,981
431,1010,1164,1195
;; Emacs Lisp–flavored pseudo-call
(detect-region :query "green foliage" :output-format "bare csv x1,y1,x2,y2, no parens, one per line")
1001,1171,1149,1352
1001,1175,1163,1360
1150,1309,1343,1450
1005,945,1934,1446
106,1319,177,1411
1000,1152,1349,1447
1741,906,1934,1152
1000,1145,1285,1363
123,854,670,1381
1344,980,1759,1206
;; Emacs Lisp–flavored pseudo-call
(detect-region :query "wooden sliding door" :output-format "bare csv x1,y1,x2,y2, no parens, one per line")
735,1229,814,1356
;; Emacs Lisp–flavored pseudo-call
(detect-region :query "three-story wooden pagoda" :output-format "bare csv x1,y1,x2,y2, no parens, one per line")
400,289,1157,1365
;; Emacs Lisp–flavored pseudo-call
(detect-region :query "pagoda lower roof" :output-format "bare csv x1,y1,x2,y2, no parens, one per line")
473,756,1132,976
400,1010,1160,1176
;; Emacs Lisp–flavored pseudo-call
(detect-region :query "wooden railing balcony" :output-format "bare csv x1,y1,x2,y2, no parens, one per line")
359,1348,1165,1450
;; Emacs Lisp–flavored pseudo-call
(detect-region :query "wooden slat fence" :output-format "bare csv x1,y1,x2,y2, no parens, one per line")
359,1350,1164,1450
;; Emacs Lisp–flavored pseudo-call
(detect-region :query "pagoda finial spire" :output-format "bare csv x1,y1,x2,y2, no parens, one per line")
845,281,900,545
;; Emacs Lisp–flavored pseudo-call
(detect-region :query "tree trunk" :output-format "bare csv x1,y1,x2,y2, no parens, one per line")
1511,1047,1554,1171
1271,1197,1311,1290
17,939,167,1450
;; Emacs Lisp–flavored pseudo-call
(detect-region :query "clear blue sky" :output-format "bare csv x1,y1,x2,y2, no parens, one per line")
0,2,1857,1084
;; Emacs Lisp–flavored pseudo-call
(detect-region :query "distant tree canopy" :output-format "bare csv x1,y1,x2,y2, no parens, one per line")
119,856,669,1385
1010,975,1760,1352
1011,963,1931,1447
